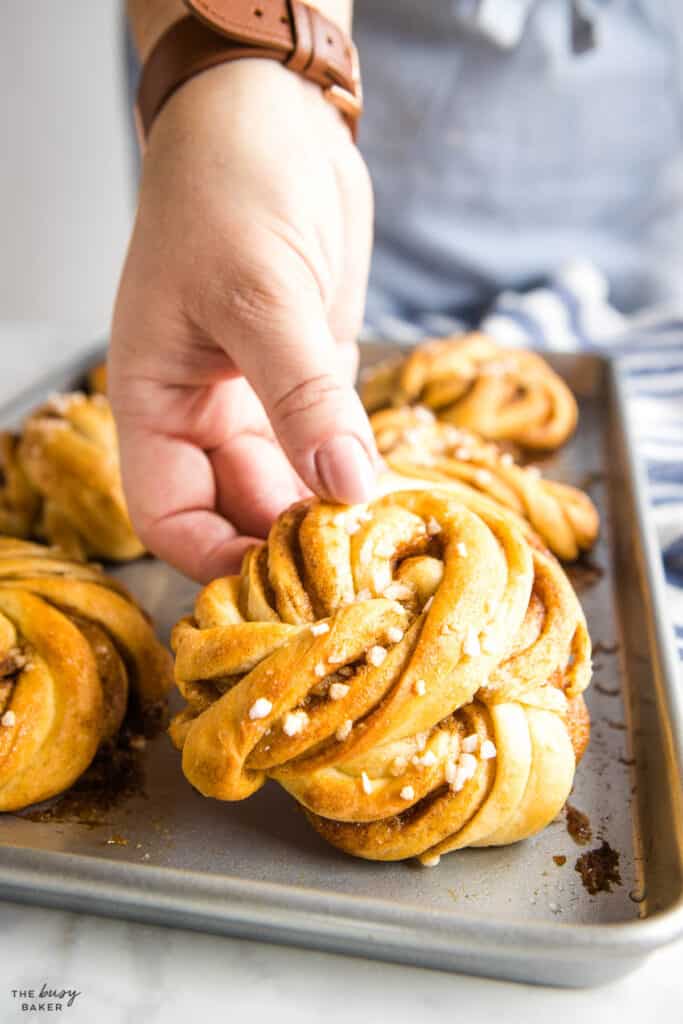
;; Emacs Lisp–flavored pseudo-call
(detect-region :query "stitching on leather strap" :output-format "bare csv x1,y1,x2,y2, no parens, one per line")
186,0,292,49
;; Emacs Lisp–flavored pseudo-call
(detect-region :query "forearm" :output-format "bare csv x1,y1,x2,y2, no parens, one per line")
117,3,372,582
127,0,353,61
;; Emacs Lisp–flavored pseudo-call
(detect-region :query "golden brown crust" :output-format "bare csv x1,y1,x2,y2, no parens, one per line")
88,362,108,395
0,392,144,562
565,694,591,764
170,489,592,864
361,333,578,451
0,433,41,540
0,538,173,811
371,407,599,561
69,615,129,744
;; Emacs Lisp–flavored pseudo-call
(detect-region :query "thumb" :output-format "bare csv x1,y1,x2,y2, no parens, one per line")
224,288,379,505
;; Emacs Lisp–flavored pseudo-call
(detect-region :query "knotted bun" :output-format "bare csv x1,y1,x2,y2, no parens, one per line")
371,406,598,561
171,489,591,864
0,391,143,562
361,333,578,451
0,538,172,811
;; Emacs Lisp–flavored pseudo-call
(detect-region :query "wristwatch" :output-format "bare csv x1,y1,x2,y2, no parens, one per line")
136,0,363,146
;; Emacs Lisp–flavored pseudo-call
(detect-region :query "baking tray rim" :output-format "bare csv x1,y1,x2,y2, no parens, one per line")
0,344,682,963
1,838,682,960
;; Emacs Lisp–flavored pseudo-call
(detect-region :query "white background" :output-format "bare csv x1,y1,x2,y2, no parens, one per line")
0,1,132,332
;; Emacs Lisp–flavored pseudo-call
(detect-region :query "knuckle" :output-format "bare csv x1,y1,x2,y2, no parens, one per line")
197,251,301,335
271,373,347,429
224,273,286,328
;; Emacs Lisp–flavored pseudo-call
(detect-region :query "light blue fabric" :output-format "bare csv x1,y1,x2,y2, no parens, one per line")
361,260,683,678
354,0,683,323
126,3,683,321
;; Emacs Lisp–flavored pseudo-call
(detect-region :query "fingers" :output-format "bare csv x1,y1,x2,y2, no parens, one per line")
329,149,374,368
111,373,311,580
141,507,257,583
209,430,309,537
165,375,310,536
336,338,361,385
215,267,380,506
115,418,257,582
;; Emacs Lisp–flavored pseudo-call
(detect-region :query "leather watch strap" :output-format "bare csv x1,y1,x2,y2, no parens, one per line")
136,0,362,145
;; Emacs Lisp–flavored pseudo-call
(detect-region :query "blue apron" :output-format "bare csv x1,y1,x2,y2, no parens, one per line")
126,1,683,321
354,0,683,322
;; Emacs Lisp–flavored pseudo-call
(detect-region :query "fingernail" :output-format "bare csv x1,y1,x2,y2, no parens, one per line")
315,435,377,504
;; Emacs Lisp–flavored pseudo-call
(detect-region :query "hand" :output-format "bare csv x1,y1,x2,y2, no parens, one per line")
110,58,376,582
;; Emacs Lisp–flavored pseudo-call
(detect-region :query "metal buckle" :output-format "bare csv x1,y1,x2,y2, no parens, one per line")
323,42,363,139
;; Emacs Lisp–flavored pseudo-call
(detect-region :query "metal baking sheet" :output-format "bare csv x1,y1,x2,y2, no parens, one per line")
0,342,682,988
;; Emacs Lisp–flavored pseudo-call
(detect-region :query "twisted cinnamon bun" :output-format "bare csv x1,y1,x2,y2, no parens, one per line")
0,391,143,562
170,489,591,864
0,538,172,811
372,406,598,561
361,333,578,451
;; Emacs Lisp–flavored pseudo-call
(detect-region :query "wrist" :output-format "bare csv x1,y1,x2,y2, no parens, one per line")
135,2,361,148
145,56,351,164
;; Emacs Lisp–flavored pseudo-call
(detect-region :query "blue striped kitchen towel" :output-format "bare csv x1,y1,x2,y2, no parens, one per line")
363,260,683,677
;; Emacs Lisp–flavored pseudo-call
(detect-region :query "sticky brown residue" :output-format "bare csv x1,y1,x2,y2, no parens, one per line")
20,730,148,827
553,855,567,866
567,558,605,593
565,803,592,845
575,841,622,895
578,470,604,493
592,641,619,657
594,682,620,697
123,695,168,741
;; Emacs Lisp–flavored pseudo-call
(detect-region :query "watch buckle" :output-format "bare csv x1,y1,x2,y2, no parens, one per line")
323,43,362,138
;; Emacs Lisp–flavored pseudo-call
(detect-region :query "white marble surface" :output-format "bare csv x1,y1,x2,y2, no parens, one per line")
1,324,682,1023
2,898,683,1024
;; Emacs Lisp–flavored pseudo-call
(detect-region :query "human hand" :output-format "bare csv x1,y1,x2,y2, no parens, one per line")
110,57,376,582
